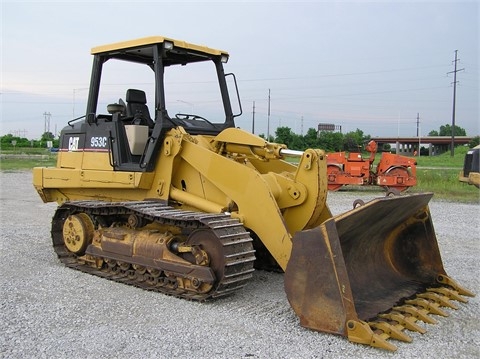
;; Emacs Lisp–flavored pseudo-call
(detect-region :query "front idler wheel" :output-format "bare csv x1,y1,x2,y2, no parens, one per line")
62,213,94,255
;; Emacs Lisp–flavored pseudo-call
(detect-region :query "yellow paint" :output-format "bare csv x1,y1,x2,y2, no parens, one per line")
91,36,228,58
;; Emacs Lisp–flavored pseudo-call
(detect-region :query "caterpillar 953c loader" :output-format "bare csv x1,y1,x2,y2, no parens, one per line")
33,36,474,351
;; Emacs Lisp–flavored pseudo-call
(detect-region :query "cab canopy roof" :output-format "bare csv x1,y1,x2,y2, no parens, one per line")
91,36,229,66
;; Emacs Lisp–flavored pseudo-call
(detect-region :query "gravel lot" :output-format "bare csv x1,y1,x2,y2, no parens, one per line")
1,171,479,359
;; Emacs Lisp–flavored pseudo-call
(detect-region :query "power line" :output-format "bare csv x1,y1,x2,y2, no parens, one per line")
11,129,28,137
237,64,451,83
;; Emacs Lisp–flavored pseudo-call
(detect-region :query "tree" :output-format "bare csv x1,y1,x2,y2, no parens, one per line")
258,133,275,142
303,128,320,150
290,135,305,150
39,131,59,148
0,132,59,150
342,129,368,151
41,131,55,141
469,136,480,148
275,127,295,148
438,124,466,136
0,134,33,149
428,124,467,136
318,131,344,152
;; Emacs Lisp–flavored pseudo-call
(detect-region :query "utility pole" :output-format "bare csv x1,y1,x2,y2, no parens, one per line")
43,112,51,134
416,113,420,157
267,89,271,140
13,129,28,137
416,113,420,137
447,50,464,157
252,101,255,134
301,116,304,136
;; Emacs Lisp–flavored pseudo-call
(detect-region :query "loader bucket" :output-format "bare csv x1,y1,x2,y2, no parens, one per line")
284,192,474,351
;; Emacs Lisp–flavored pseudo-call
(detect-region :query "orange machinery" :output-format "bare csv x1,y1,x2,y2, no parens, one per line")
326,140,417,192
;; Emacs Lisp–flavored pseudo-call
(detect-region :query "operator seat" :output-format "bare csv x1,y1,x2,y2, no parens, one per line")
125,89,154,127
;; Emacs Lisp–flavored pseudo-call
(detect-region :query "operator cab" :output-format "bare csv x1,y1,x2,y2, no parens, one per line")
62,36,242,172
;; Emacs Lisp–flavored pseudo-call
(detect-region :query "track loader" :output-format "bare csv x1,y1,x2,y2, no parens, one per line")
33,36,474,351
459,145,480,188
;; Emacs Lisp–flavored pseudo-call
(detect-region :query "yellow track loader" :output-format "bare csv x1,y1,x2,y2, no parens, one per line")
33,36,474,351
459,145,480,188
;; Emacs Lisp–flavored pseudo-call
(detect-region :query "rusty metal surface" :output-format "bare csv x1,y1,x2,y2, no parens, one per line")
284,193,474,350
284,219,356,336
332,193,444,320
52,200,256,301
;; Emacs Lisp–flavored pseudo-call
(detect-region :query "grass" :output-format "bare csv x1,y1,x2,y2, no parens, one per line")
414,146,467,168
412,168,479,202
0,150,57,170
356,145,478,202
408,146,479,202
1,147,54,155
0,157,57,170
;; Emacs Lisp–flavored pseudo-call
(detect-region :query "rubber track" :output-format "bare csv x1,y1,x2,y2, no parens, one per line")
51,200,256,301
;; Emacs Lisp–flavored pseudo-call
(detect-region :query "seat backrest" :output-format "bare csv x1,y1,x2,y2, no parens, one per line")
126,89,154,127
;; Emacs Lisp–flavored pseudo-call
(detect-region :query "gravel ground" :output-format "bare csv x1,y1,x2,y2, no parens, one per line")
1,171,479,359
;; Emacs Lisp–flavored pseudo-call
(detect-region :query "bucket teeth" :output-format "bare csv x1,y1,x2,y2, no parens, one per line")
393,304,437,324
436,274,476,297
353,283,474,350
341,281,475,351
417,292,458,309
427,287,468,303
347,320,398,351
368,321,412,342
405,298,449,317
378,312,426,334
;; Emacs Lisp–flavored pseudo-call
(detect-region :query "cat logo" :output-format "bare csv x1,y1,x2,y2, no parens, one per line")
68,136,80,151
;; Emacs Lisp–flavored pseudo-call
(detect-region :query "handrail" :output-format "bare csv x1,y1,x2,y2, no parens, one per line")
67,115,86,127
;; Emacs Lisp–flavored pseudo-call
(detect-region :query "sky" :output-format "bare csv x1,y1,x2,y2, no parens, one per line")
1,0,479,140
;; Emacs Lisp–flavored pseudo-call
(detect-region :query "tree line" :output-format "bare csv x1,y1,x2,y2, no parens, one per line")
263,127,371,152
263,124,478,152
0,132,59,150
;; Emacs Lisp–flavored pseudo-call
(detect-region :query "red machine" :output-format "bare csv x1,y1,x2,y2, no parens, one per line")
326,140,417,192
